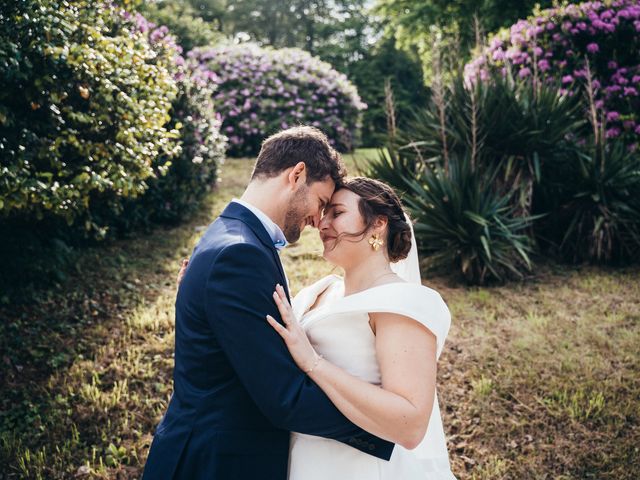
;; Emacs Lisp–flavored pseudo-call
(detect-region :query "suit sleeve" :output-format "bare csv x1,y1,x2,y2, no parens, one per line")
204,243,394,460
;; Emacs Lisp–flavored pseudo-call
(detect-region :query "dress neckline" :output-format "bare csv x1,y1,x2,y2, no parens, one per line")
303,277,413,319
342,281,411,299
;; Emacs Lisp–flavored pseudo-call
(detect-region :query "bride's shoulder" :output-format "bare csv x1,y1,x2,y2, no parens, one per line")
372,278,437,294
369,281,448,309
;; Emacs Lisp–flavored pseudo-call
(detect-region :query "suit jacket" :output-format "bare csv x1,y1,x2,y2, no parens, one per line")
142,202,394,479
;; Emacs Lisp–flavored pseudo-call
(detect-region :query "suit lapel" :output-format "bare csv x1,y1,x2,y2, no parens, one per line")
219,202,291,300
264,247,290,301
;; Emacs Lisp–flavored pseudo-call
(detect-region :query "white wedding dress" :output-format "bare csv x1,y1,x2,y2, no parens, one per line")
288,222,456,480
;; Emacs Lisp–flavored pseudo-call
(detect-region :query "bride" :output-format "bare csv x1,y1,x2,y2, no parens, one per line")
265,177,456,479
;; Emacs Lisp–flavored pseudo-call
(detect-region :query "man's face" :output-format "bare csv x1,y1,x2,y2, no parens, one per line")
282,178,335,243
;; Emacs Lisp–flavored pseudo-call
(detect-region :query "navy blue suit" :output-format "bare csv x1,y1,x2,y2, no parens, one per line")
142,202,394,479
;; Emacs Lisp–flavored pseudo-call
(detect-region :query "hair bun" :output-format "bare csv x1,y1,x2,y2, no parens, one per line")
388,218,412,262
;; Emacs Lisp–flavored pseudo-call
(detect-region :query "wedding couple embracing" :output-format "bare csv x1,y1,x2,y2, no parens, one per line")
142,126,456,479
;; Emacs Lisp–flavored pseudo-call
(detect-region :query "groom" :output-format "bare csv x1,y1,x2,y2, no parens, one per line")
142,126,394,479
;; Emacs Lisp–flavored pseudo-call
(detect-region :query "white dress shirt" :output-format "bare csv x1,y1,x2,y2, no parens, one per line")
231,198,288,251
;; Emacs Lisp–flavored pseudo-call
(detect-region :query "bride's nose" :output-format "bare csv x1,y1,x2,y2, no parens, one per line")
318,213,330,230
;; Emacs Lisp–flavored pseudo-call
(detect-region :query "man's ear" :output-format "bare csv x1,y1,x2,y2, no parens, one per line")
287,162,307,189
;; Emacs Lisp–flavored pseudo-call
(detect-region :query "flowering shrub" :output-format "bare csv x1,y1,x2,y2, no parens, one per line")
111,12,227,229
0,2,226,292
106,13,228,232
0,0,180,225
465,0,640,144
0,0,227,238
188,44,366,156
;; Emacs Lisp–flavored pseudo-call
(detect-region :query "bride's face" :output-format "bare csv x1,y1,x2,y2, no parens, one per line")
319,189,369,266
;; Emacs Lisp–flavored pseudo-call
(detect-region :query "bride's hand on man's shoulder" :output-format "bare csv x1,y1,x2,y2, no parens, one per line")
177,258,189,286
266,284,321,373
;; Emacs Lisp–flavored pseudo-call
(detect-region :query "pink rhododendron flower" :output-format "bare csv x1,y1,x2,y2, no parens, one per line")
464,0,639,144
187,44,364,155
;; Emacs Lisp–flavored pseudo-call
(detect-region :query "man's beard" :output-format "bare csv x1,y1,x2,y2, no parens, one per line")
282,187,310,243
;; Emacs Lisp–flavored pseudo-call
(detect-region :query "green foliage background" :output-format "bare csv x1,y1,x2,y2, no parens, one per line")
140,0,223,52
0,0,180,224
0,0,227,294
374,0,554,81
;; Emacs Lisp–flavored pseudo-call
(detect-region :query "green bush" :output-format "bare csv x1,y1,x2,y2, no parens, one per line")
0,0,180,225
139,0,223,53
349,37,429,147
0,3,227,294
85,12,228,233
104,76,227,231
537,132,640,263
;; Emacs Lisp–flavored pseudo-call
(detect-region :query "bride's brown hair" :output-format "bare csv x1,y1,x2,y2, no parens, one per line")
336,177,412,262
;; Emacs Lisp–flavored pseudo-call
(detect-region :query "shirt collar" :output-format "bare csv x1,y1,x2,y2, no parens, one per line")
231,199,288,251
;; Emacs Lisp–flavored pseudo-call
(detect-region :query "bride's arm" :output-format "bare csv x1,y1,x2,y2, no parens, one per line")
266,285,437,450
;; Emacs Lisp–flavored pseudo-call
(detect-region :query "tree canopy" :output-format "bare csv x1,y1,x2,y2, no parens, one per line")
374,0,554,81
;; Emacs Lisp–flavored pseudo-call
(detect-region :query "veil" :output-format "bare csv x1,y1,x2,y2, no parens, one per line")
389,212,456,479
390,212,421,285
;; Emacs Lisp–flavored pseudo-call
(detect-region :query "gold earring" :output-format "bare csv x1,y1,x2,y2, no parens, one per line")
369,233,384,251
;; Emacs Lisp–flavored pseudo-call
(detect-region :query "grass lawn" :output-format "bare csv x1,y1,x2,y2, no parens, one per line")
1,151,638,479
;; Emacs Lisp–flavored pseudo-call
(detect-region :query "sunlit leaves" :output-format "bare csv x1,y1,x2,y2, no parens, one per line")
0,0,179,224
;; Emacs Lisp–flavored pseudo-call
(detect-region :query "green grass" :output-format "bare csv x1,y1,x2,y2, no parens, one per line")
438,267,640,478
1,151,639,479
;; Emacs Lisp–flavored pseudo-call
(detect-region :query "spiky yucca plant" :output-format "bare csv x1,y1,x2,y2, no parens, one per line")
399,72,586,215
402,154,536,284
539,133,640,263
365,147,422,196
368,69,557,284
537,61,640,264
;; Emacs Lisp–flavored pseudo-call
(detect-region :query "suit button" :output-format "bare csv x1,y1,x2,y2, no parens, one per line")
369,445,375,450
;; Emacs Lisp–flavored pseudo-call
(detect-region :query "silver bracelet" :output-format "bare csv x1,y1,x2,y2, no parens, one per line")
304,354,324,374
